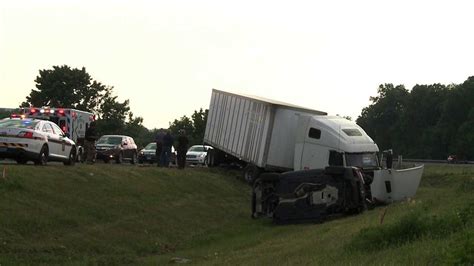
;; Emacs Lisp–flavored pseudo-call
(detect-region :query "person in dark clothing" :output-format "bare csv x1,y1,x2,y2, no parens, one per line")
155,129,165,167
386,149,393,169
176,129,189,169
84,121,98,164
160,130,174,167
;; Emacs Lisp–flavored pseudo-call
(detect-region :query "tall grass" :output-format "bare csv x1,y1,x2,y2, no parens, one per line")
0,163,473,265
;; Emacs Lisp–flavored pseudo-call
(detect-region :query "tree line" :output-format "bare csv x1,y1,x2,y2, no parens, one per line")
4,65,473,159
6,65,207,148
357,77,474,160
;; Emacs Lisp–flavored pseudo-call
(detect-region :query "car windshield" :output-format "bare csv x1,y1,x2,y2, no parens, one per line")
345,153,378,168
97,136,122,145
0,119,39,129
144,143,156,150
188,146,206,152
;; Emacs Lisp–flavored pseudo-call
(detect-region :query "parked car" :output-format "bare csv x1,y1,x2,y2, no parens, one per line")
186,145,213,165
0,117,76,165
96,135,138,164
138,142,176,164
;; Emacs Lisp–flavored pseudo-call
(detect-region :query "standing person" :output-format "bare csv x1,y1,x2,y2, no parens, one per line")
84,121,98,164
386,149,393,169
176,129,189,169
161,130,174,167
155,129,165,167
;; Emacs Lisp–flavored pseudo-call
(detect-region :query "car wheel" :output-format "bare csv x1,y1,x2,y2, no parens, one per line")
34,145,48,166
64,147,76,166
116,152,123,164
131,152,137,165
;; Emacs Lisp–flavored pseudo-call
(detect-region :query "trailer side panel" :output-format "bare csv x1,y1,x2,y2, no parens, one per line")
204,90,272,167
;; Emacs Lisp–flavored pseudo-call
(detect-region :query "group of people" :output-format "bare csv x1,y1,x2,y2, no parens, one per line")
155,129,189,169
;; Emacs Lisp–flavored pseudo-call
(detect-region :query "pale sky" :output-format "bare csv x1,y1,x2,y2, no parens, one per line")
1,0,473,129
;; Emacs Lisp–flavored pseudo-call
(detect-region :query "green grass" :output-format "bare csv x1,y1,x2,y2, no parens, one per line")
0,163,473,265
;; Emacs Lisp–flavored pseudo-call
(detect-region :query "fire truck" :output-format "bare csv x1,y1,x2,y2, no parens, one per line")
20,107,95,162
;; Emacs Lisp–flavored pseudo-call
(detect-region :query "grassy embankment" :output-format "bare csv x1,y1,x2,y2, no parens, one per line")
0,163,473,265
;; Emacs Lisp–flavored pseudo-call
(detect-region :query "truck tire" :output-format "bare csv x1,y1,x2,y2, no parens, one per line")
244,164,262,184
207,149,215,167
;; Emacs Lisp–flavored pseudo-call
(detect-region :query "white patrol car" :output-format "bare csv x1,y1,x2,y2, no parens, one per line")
0,117,77,165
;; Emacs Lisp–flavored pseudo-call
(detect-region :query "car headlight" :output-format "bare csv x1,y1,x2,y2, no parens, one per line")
140,151,144,155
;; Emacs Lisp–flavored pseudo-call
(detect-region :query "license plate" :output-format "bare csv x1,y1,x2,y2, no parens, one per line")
0,147,7,152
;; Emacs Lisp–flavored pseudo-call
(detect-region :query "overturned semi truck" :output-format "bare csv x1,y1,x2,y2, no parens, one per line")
203,89,424,222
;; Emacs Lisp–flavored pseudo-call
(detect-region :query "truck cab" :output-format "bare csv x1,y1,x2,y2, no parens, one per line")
294,115,380,171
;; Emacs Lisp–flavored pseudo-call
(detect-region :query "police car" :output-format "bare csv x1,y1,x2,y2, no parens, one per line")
0,117,77,165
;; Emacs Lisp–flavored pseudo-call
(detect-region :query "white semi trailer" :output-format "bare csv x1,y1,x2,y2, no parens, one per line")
204,89,424,203
204,90,378,178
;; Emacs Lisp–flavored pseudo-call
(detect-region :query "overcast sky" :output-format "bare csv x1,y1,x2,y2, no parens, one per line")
1,0,473,129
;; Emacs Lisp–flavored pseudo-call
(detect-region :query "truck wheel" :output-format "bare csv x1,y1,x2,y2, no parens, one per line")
244,164,261,184
206,149,215,167
251,179,259,219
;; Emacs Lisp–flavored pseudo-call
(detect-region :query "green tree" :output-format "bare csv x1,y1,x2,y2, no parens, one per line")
454,109,474,160
169,116,194,142
357,77,474,160
95,88,131,135
123,113,153,148
191,108,208,144
168,108,209,145
21,65,102,111
399,84,448,158
21,65,144,138
0,109,12,119
357,84,408,151
437,77,474,159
